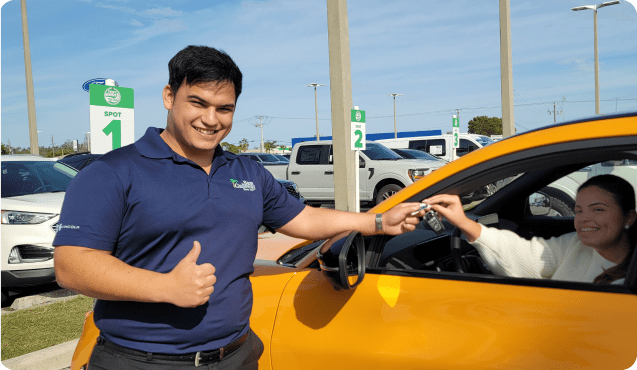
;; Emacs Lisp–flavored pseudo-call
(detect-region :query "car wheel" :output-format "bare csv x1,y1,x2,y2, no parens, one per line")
375,184,403,205
548,196,575,217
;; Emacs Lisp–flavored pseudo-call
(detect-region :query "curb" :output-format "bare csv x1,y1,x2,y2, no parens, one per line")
2,289,79,315
1,339,77,370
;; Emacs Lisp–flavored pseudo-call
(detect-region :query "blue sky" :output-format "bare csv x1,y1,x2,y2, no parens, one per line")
2,0,636,150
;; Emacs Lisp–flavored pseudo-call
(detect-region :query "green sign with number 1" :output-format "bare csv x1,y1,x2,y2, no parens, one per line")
89,85,135,154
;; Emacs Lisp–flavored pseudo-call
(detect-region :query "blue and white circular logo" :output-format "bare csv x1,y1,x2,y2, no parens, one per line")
355,111,362,122
104,87,121,105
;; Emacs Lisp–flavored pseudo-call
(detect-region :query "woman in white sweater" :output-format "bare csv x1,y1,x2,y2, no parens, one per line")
426,175,636,284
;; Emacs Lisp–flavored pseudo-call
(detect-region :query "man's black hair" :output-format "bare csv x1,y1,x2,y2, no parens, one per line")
168,45,243,99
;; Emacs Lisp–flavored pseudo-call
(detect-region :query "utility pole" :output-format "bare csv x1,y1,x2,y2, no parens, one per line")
571,1,619,115
251,116,269,152
327,0,357,212
548,102,563,123
21,0,39,155
389,94,402,138
499,0,515,138
51,135,55,157
307,83,325,140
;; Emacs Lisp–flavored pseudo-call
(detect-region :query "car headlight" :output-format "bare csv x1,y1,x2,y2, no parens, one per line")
408,169,429,182
1,211,57,225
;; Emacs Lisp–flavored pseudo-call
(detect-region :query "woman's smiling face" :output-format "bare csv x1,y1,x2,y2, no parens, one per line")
574,185,631,251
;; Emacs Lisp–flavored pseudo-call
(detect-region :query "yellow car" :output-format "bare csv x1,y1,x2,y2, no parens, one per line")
71,112,637,370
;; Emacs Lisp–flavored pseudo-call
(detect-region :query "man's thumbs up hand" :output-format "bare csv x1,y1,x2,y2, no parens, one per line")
166,241,216,308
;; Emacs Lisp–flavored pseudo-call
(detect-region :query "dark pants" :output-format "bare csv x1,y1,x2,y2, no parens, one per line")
87,329,264,370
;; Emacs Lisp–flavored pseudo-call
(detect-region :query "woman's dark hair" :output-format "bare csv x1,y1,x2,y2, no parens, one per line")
168,45,242,100
577,175,637,284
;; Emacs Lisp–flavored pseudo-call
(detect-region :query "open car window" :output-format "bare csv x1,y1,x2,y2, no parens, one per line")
372,148,637,293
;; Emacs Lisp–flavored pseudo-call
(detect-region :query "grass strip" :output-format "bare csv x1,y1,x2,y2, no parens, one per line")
1,295,94,360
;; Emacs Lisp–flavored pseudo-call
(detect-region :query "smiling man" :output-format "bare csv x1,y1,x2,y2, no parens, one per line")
53,45,425,370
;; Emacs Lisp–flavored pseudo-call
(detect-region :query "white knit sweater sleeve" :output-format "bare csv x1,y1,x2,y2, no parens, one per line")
469,224,576,279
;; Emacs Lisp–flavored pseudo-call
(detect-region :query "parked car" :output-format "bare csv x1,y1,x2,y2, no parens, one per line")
376,133,493,162
1,155,78,306
237,152,288,165
58,152,102,171
391,148,448,163
71,112,637,369
274,141,445,205
274,154,290,163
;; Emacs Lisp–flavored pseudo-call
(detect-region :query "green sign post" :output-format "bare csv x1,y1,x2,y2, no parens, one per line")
351,109,366,150
452,115,460,149
89,85,134,154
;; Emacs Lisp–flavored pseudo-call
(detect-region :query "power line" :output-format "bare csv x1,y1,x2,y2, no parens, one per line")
233,97,637,125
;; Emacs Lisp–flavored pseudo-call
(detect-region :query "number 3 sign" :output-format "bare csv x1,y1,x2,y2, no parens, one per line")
351,109,366,151
89,84,135,154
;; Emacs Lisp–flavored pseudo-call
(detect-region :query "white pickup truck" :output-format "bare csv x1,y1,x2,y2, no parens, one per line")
264,140,444,205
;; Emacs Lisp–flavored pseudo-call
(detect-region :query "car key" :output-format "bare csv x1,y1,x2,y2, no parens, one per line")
411,203,446,234
423,209,445,234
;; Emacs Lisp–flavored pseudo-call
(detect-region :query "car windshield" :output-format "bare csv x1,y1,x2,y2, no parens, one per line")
362,143,403,160
1,161,77,197
257,154,281,163
473,136,495,146
399,149,444,162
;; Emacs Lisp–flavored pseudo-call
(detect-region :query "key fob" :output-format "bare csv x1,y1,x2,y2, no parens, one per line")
423,210,445,234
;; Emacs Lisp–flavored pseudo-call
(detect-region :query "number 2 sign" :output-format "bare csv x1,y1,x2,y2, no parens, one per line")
89,85,134,154
351,109,366,151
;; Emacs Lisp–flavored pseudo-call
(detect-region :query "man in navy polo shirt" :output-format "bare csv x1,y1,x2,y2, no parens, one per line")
53,45,425,370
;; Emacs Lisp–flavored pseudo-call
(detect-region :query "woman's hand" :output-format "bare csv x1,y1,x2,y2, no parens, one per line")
424,194,482,242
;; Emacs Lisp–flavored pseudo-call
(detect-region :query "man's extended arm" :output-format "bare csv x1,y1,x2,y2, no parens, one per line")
277,203,425,240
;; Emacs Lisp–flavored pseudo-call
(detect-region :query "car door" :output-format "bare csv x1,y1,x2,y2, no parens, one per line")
268,128,637,369
269,269,636,369
289,144,334,200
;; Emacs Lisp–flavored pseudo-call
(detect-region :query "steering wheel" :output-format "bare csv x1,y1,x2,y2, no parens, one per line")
450,226,467,273
33,185,54,193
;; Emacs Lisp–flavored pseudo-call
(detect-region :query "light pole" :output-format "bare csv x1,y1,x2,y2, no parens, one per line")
306,83,325,140
85,132,91,153
572,0,619,115
389,94,402,138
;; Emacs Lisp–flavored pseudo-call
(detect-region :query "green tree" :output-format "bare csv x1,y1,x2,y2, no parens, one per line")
221,142,241,153
238,138,249,152
1,144,8,155
467,116,503,136
263,140,278,153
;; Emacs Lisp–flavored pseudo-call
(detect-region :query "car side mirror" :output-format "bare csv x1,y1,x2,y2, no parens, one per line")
529,192,550,216
359,158,366,168
316,231,365,291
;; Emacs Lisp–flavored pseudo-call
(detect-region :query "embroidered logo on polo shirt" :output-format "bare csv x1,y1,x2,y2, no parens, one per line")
230,179,256,191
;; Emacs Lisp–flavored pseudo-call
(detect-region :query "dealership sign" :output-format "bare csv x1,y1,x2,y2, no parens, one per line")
82,78,119,92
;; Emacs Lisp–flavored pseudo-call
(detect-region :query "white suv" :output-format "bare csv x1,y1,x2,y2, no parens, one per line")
1,155,78,306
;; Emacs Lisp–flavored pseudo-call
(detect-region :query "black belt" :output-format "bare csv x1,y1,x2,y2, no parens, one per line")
98,332,249,366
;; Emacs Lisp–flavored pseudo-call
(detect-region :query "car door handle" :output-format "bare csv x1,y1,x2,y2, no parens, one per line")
325,171,334,175
291,171,300,175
